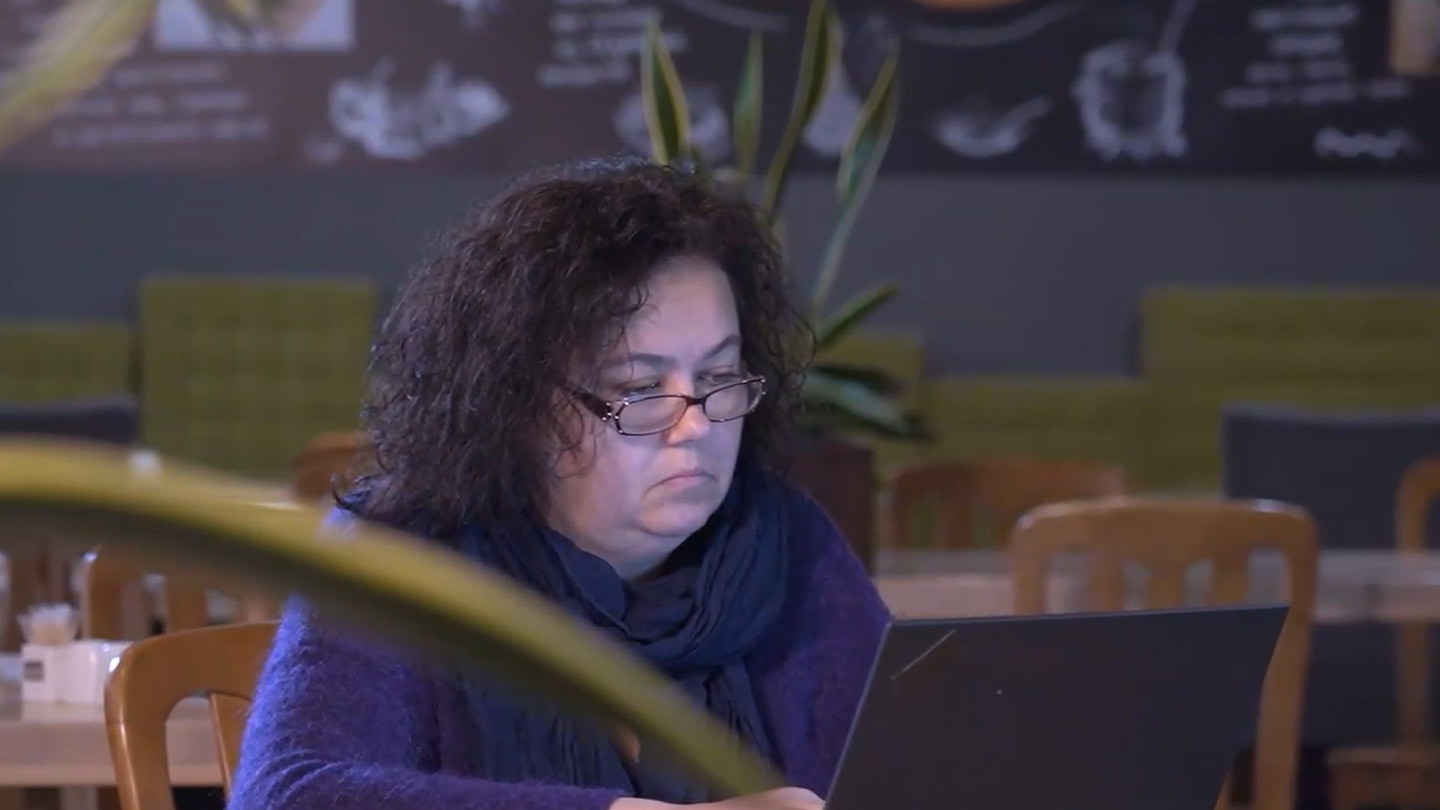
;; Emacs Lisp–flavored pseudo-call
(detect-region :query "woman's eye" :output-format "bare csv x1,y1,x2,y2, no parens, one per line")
616,381,660,398
701,372,742,387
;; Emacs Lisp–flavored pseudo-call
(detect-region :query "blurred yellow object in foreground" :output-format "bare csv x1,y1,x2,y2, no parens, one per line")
0,0,159,154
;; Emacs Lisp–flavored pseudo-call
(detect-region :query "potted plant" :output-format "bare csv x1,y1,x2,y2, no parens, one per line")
640,0,921,568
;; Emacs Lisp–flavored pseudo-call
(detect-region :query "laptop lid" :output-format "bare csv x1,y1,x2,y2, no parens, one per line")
826,604,1288,810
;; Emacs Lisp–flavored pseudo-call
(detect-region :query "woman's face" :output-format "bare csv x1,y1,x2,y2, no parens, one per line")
545,256,748,580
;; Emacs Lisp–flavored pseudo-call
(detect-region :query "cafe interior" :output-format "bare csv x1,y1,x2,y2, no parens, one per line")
1,0,1440,809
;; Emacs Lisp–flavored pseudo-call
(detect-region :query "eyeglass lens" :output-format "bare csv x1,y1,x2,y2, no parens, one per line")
616,379,763,434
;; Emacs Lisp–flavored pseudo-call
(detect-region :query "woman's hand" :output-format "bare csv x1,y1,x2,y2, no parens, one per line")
612,787,824,810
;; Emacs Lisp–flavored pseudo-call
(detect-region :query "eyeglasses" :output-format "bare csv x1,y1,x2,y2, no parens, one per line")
572,376,767,436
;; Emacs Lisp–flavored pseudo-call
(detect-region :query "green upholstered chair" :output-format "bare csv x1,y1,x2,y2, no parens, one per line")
1139,287,1440,489
1143,382,1440,491
0,321,134,401
915,376,1149,475
138,276,378,481
870,376,1143,548
1142,286,1440,382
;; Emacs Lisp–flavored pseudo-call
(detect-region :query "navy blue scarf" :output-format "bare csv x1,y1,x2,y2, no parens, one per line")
453,464,790,803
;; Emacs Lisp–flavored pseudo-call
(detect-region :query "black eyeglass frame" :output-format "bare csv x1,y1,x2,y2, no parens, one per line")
570,375,768,436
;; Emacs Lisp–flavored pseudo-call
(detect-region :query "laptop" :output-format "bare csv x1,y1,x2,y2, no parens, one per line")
825,604,1289,810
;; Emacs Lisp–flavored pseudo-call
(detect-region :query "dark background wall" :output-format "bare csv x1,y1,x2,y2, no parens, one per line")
2,172,1437,374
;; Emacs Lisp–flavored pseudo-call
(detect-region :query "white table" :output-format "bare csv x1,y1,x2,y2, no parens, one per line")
875,549,1440,624
0,656,220,787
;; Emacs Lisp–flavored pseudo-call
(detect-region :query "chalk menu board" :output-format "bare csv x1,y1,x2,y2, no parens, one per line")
0,0,1435,175
839,0,1440,174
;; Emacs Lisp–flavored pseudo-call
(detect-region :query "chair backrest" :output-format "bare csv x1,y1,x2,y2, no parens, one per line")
1,551,59,651
973,457,1128,540
75,548,210,639
105,622,278,810
1395,457,1440,741
288,430,374,505
0,322,135,403
1222,403,1440,550
887,457,1127,549
1398,457,1440,554
888,460,972,549
137,276,376,479
76,547,280,638
1008,497,1319,810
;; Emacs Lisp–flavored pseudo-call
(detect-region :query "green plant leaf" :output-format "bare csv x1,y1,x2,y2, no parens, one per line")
802,367,913,436
0,439,782,797
641,14,690,166
0,0,160,156
813,283,898,351
808,362,906,397
809,43,900,318
732,31,763,182
835,46,900,207
758,0,840,220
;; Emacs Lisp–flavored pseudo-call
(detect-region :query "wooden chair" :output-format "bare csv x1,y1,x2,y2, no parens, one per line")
885,457,1127,549
1,530,105,651
289,430,374,505
76,548,209,640
105,622,277,810
1009,497,1320,810
3,551,54,651
1328,457,1440,810
76,547,278,638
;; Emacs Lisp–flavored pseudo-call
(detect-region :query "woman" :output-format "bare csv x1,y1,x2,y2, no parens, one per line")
229,156,890,810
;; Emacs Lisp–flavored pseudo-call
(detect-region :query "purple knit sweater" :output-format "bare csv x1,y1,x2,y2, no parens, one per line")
228,492,890,810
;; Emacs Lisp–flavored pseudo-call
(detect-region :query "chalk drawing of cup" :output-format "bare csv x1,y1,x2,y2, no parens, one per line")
1071,39,1186,162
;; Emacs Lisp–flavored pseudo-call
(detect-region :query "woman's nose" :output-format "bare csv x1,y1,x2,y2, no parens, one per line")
665,398,712,443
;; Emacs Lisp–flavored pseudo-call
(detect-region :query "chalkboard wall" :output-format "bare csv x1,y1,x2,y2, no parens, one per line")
0,0,1435,175
835,0,1440,174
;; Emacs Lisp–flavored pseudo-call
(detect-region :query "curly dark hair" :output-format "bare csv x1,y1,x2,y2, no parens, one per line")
344,155,812,539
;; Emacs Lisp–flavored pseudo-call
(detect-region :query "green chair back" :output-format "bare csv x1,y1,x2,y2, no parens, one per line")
0,321,134,401
138,276,377,480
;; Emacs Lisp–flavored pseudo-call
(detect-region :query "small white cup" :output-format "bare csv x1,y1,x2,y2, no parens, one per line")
58,640,131,705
